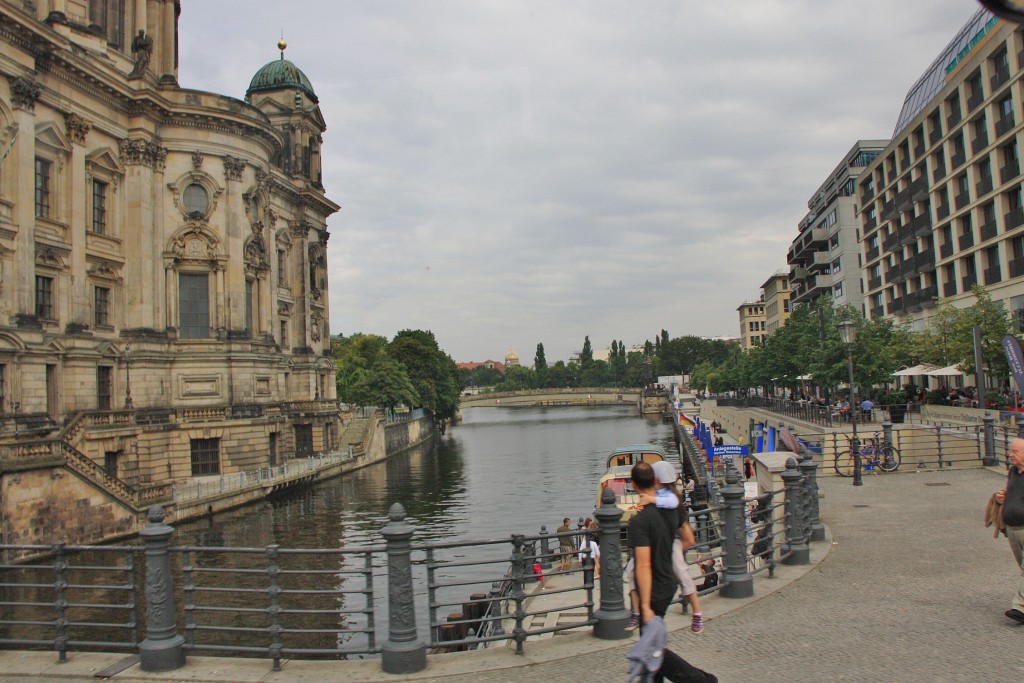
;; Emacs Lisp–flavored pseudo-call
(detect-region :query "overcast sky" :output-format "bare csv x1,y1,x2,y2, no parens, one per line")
179,0,978,363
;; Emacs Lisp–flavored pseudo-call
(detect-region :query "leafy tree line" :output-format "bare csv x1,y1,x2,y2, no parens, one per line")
333,329,462,421
689,287,1016,402
466,332,737,391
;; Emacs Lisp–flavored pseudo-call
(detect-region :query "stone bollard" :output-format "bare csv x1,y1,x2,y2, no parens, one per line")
719,464,753,598
539,525,553,570
381,503,426,674
799,450,825,542
781,458,810,565
982,411,997,466
593,488,630,639
139,506,185,672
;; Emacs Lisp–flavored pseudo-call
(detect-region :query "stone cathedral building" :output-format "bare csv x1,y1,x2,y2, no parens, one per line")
0,1,342,542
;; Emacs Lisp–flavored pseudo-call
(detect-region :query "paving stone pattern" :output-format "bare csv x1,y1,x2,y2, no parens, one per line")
414,468,1024,683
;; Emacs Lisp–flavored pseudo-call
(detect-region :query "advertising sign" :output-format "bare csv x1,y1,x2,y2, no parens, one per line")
1003,334,1024,394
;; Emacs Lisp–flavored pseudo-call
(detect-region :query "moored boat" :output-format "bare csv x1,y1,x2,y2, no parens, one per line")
595,444,668,524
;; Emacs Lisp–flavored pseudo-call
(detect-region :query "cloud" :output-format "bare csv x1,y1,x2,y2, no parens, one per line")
178,0,977,361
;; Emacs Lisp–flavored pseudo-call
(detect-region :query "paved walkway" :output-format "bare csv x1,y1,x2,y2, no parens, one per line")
1,467,1021,682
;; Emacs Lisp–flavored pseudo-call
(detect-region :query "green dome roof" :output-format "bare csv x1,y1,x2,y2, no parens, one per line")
247,57,319,103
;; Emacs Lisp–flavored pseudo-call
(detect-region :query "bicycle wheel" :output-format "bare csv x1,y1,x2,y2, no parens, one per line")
878,445,901,472
834,451,856,477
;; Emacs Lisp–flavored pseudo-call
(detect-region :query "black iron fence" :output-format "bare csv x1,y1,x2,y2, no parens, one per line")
0,458,820,676
716,396,919,429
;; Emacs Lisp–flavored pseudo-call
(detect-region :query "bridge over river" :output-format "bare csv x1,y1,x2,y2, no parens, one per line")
458,387,650,410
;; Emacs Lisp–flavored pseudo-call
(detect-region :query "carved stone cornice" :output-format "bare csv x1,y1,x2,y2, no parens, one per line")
63,112,90,144
119,137,167,170
320,231,329,247
289,219,311,239
223,155,245,181
8,73,41,111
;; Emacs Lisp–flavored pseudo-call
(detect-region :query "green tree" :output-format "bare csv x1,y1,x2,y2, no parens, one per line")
495,365,536,391
351,355,420,414
580,359,612,386
957,285,1013,380
389,329,462,420
547,360,572,388
534,343,549,388
581,336,593,366
333,333,392,406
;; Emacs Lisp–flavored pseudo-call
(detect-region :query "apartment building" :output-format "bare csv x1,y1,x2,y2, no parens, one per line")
859,9,1024,330
737,299,766,350
788,140,888,313
761,271,793,335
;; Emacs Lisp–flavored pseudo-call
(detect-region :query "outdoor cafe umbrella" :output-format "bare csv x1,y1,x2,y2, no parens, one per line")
926,364,966,376
893,364,939,376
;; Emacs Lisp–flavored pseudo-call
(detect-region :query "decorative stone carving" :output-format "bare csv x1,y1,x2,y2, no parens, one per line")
320,230,329,247
119,138,167,170
8,74,41,111
64,113,90,144
289,219,310,239
265,207,277,229
35,245,66,269
191,150,203,169
223,156,245,181
244,235,269,273
310,313,322,341
278,301,292,316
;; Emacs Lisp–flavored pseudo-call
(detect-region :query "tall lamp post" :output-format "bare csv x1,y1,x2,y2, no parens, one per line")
837,320,862,486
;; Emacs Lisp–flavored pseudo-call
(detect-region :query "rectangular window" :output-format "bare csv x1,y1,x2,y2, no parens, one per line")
34,158,50,218
831,257,842,273
280,320,288,347
0,363,5,413
1013,295,1024,333
94,286,110,327
178,273,209,339
277,249,286,286
91,180,107,234
104,450,120,479
97,366,112,410
190,438,221,476
35,276,53,319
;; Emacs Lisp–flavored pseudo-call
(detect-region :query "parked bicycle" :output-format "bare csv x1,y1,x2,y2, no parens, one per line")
834,434,901,476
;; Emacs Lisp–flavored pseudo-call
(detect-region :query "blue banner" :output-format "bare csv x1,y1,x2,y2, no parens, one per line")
1002,335,1024,394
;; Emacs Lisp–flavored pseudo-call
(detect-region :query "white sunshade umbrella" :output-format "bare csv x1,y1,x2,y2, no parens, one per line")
926,364,966,377
893,364,939,376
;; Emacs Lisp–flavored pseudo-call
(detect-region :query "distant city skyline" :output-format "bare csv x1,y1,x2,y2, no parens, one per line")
179,0,975,362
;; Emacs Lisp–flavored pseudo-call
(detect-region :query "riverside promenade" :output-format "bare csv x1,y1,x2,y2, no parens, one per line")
1,467,1021,682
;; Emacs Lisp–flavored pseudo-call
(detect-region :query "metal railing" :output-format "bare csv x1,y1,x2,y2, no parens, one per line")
172,451,355,503
0,457,816,676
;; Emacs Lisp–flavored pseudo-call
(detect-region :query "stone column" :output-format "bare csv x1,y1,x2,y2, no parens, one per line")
593,488,629,639
719,465,753,598
160,0,176,83
381,503,426,674
134,0,147,35
139,506,185,672
119,137,163,331
8,74,40,325
66,114,89,328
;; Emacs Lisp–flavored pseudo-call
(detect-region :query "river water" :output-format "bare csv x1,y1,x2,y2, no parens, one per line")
177,405,676,548
5,406,677,657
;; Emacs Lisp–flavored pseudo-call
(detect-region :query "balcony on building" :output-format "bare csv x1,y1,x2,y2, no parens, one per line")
933,159,947,182
1001,159,1021,184
910,176,929,202
868,274,882,290
917,249,937,271
883,230,900,253
996,114,1016,139
929,127,943,145
1010,255,1024,277
959,231,975,250
951,147,967,169
992,64,1011,91
899,223,916,247
984,265,1002,285
981,218,998,241
943,280,957,297
936,202,951,220
888,296,906,315
963,272,978,290
910,214,931,238
864,214,877,232
972,130,990,154
865,244,880,262
871,305,885,319
955,190,971,210
920,283,939,306
788,226,829,261
967,89,984,113
977,175,994,197
1006,207,1024,230
940,239,955,259
906,290,924,313
948,109,962,130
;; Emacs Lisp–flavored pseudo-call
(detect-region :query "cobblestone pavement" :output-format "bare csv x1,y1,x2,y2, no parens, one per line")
413,468,1024,683
3,468,1022,683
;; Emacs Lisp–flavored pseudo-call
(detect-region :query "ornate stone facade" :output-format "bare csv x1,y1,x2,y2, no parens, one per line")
0,0,341,544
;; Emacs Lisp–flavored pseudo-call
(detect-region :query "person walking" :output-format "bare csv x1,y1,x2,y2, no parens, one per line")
557,517,574,574
627,461,717,682
995,438,1024,624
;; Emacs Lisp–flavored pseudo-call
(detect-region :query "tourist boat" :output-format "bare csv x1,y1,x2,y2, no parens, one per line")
595,444,668,524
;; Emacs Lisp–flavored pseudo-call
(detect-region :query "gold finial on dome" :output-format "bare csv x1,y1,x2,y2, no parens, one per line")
278,36,287,59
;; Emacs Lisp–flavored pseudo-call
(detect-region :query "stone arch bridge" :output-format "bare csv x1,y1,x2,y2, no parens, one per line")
459,387,666,413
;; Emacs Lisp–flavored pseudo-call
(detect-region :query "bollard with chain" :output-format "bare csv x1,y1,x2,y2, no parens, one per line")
509,534,528,654
781,458,810,565
983,411,997,466
799,450,825,542
139,506,185,672
719,463,753,598
381,503,426,674
593,488,630,639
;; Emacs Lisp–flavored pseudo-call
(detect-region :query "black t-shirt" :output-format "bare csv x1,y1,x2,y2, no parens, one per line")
628,503,679,606
1005,467,1024,527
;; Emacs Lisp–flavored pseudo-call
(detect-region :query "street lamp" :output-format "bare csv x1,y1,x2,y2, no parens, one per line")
979,1,1024,23
837,320,862,486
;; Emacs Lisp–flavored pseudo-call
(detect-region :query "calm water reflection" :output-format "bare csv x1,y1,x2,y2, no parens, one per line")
178,405,675,547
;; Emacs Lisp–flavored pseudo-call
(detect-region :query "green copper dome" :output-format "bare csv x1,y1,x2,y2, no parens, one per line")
247,56,319,104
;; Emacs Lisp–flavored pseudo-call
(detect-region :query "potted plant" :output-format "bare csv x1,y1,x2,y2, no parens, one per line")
880,390,909,423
